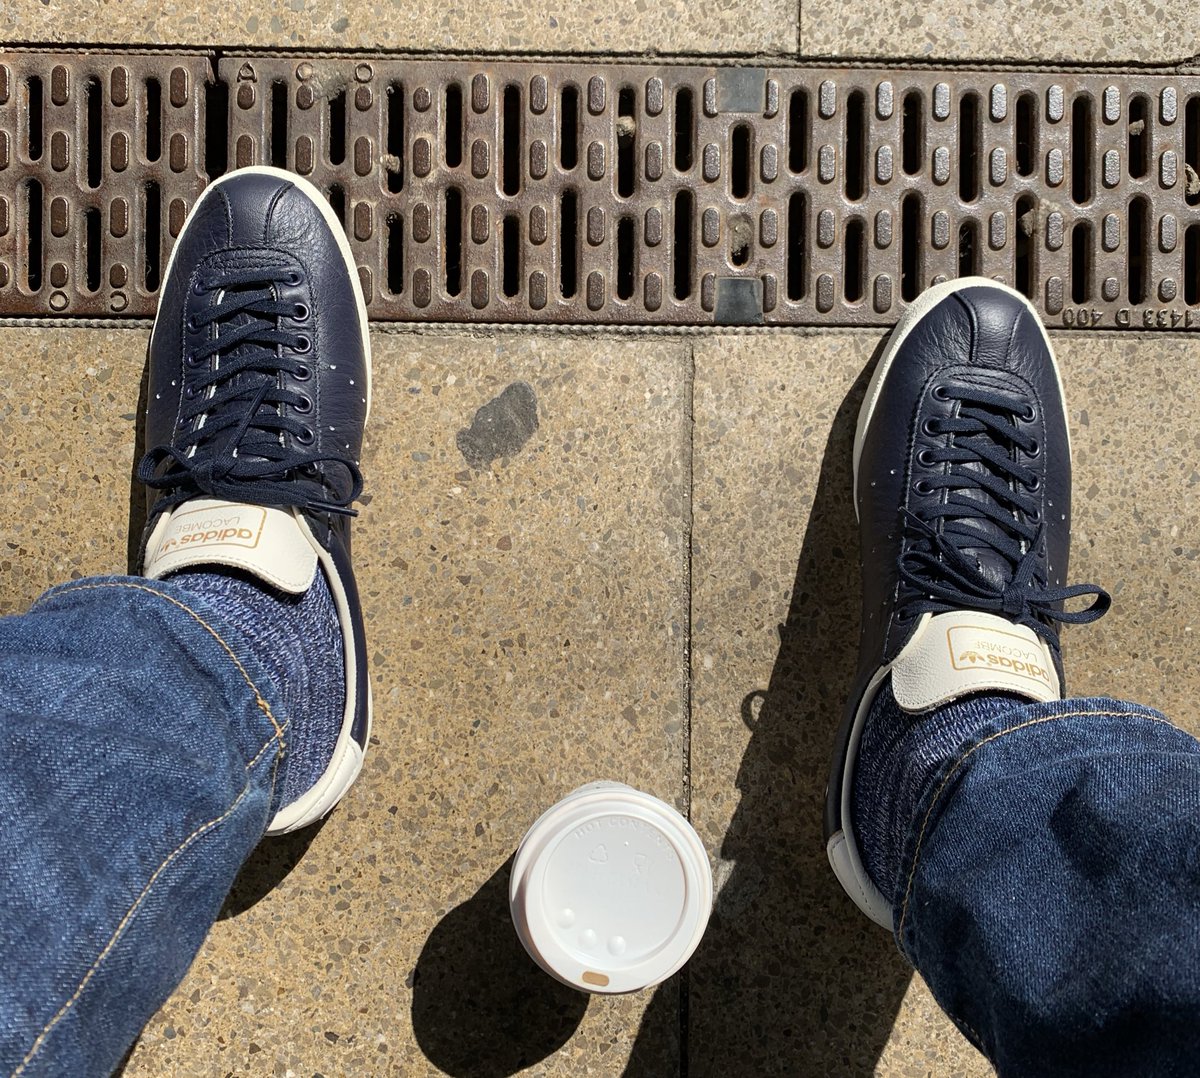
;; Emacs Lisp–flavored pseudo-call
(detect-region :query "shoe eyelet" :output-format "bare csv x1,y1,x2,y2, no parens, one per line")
294,364,312,381
932,384,951,401
293,302,310,321
922,418,939,437
1026,475,1042,492
184,384,197,399
191,277,207,295
917,448,937,466
1018,403,1036,421
294,334,312,354
913,478,934,495
186,314,201,332
294,394,314,415
185,353,202,367
296,425,315,445
1027,439,1040,457
1028,508,1042,523
285,270,304,287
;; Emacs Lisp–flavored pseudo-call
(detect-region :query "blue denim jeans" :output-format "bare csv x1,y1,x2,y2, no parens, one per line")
0,577,284,1077
2,580,1199,1076
895,697,1200,1077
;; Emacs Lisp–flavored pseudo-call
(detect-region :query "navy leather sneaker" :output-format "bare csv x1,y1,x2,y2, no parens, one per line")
136,166,371,835
825,278,1110,925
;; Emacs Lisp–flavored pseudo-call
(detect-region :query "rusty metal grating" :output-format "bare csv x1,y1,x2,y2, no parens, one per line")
5,51,1200,328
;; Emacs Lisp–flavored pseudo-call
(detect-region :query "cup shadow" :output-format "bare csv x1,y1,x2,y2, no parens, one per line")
410,856,590,1077
625,346,913,1077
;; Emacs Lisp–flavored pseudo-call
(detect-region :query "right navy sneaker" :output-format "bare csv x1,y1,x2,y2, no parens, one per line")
824,277,1110,926
136,166,371,835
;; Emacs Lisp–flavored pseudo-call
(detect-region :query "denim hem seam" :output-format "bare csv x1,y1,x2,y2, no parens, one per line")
31,580,288,751
9,741,277,1077
896,707,1180,951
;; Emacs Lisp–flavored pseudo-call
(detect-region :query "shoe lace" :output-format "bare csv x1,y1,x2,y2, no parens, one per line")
137,265,362,518
896,383,1110,643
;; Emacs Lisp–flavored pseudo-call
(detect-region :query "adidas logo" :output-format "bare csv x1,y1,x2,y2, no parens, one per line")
948,627,1053,687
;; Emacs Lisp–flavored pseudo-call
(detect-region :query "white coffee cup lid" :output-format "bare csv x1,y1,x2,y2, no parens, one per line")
509,782,713,994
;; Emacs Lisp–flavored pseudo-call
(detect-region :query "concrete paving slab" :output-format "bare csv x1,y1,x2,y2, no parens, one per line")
675,328,1200,1077
3,0,798,58
800,0,1200,64
0,326,690,1077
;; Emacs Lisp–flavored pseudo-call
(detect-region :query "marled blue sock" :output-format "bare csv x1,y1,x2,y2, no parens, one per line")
169,567,344,814
852,678,1024,904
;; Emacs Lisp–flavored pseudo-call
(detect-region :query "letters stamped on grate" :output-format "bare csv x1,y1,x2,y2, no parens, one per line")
3,51,1200,328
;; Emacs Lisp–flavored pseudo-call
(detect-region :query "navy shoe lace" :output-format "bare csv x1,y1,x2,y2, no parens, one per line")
138,265,362,518
896,384,1110,643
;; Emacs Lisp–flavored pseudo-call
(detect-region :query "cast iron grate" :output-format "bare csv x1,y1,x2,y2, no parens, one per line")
4,51,1200,328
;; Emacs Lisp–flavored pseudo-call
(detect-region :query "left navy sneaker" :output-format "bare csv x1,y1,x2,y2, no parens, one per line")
136,166,371,835
825,277,1110,925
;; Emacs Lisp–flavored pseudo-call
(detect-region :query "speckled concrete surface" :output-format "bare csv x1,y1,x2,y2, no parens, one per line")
0,325,1198,1076
800,0,1200,63
2,0,797,56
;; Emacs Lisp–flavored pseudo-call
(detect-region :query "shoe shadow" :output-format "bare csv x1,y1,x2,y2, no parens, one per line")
410,856,589,1076
218,817,329,919
124,343,150,575
624,346,913,1077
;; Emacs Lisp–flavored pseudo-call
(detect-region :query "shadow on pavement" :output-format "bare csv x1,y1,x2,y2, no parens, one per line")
411,856,589,1077
626,347,913,1077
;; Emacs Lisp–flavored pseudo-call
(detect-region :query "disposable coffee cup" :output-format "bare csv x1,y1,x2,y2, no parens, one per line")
509,781,713,994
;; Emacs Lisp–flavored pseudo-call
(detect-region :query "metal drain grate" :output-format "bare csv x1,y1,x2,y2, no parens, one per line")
5,51,1200,328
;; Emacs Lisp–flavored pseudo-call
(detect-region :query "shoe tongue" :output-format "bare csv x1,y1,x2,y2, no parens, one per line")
143,497,317,594
890,611,1061,712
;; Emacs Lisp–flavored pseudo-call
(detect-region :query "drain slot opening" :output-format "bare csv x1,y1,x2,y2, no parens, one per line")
270,80,289,167
1185,97,1199,207
85,206,101,292
144,180,161,292
788,87,808,173
845,91,866,201
1071,221,1092,303
560,85,579,170
1186,224,1199,304
731,123,751,200
902,90,922,176
386,82,404,192
1015,195,1035,297
328,87,347,166
959,92,980,203
26,179,43,291
444,187,462,296
1128,195,1148,304
328,183,346,226
27,75,43,161
958,218,979,277
386,215,404,295
844,217,865,303
787,191,806,300
502,214,520,297
145,77,162,163
617,215,634,299
559,190,577,297
675,87,694,172
1071,95,1093,204
1015,92,1035,177
1128,95,1149,180
617,87,635,198
204,76,228,180
900,192,920,301
503,85,521,196
85,76,102,189
445,83,463,168
673,188,693,299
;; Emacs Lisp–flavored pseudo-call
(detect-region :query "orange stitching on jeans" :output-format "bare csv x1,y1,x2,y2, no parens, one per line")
12,748,272,1076
897,708,1178,943
32,581,286,751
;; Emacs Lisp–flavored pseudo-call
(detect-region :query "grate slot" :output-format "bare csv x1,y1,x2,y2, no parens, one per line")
1186,96,1199,207
674,86,694,172
845,90,866,201
731,123,750,201
902,89,922,176
958,218,979,278
1128,195,1148,304
271,80,289,168
503,84,521,197
844,217,864,303
444,186,462,295
900,193,920,301
673,187,693,300
1015,91,1035,177
327,86,346,167
616,214,634,299
1015,196,1034,297
1186,224,1199,304
786,191,806,300
386,82,404,193
560,85,579,170
617,86,635,199
386,214,403,295
1071,94,1093,205
959,92,980,203
787,86,807,173
145,76,161,163
25,179,42,290
444,83,463,168
26,75,43,160
85,76,102,189
143,179,160,291
1128,94,1149,179
204,77,228,180
1071,221,1092,303
559,189,577,298
85,205,101,291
